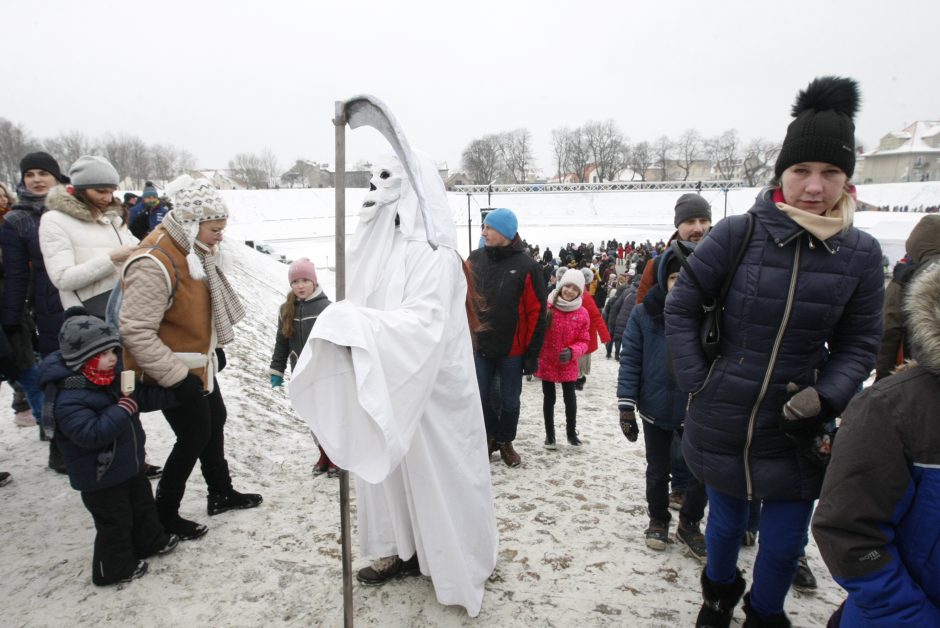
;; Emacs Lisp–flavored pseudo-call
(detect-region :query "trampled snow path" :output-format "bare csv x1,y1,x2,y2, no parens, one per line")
1,245,845,627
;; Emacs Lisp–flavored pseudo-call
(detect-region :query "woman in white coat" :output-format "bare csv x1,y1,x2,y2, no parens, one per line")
39,156,136,317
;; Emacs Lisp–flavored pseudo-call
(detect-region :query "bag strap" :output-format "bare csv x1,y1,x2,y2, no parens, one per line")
669,212,756,312
718,213,755,302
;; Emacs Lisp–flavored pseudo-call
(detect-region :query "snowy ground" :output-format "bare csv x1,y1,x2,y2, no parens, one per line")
2,183,925,627
0,243,848,627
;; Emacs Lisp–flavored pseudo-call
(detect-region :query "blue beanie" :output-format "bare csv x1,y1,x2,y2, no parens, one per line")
483,208,518,240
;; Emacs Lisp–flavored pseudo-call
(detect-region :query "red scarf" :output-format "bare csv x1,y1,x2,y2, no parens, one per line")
82,354,116,386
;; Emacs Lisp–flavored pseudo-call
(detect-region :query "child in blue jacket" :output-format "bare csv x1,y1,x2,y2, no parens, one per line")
38,308,179,586
617,243,708,561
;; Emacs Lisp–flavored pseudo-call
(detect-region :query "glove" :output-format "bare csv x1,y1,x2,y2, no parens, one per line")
780,385,823,436
619,409,639,442
559,348,572,364
117,396,139,416
270,374,284,388
522,355,539,375
215,347,227,372
172,374,205,405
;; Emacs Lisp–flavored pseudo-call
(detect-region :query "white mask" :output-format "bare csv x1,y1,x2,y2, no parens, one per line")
359,158,403,224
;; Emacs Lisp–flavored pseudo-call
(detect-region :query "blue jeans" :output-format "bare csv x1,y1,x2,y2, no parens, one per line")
15,364,44,422
474,355,523,443
705,486,813,618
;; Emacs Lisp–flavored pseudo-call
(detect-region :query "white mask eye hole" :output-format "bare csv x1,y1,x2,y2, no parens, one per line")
379,170,391,180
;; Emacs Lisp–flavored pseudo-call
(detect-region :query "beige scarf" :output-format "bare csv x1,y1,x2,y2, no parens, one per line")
776,190,855,241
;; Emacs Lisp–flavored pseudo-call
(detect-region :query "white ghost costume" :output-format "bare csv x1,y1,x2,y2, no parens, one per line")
289,153,498,617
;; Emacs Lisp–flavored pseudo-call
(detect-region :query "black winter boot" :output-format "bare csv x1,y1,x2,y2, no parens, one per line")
155,486,208,541
696,568,746,628
207,489,263,516
48,439,67,474
544,415,556,450
742,593,791,627
566,419,581,446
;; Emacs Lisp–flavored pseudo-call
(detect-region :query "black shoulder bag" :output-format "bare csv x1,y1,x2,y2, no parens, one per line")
670,213,755,362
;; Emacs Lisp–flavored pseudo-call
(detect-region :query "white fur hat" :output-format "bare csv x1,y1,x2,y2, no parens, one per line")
560,268,586,292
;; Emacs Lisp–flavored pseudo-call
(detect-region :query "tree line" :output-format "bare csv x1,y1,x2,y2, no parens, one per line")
0,117,196,190
462,121,781,187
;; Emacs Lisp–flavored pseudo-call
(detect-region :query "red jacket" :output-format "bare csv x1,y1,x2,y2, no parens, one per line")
535,305,590,383
581,291,611,353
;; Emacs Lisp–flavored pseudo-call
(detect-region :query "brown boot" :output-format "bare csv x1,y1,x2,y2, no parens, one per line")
498,442,521,468
486,434,498,457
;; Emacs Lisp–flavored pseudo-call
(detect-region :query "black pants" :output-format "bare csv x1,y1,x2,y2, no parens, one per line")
81,471,168,585
642,421,707,525
157,380,231,516
542,380,577,430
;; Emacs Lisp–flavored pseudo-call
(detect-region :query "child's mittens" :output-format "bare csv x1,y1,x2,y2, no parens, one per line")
117,396,139,416
270,374,284,388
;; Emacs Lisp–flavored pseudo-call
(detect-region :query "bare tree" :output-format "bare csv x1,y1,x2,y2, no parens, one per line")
150,144,176,183
740,138,780,186
495,128,535,183
228,152,267,189
706,129,741,180
100,133,137,183
652,135,673,181
44,131,95,173
566,127,592,183
0,118,44,186
627,141,653,181
675,128,703,181
174,149,195,175
260,148,279,188
125,136,151,189
461,135,502,185
585,120,629,182
550,127,571,182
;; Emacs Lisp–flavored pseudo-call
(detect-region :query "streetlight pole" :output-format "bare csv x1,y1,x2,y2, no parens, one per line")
466,192,472,253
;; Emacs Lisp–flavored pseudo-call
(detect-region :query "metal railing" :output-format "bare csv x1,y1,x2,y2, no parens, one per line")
453,180,748,193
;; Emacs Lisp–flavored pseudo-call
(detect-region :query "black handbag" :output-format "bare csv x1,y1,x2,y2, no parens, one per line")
670,213,754,362
76,290,113,320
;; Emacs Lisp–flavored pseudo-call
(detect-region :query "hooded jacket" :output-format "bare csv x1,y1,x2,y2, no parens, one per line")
875,214,940,379
269,289,332,376
37,352,176,492
812,264,940,627
39,186,136,309
665,188,884,501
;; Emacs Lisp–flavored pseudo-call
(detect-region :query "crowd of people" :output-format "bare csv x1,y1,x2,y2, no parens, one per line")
3,74,939,626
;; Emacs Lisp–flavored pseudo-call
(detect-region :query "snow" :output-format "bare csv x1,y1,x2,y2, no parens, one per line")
1,183,932,626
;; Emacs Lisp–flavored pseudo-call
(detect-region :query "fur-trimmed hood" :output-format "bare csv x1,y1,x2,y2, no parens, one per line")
905,262,940,375
45,185,123,223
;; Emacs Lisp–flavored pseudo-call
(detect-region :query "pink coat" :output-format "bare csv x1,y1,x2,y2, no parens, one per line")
535,305,590,383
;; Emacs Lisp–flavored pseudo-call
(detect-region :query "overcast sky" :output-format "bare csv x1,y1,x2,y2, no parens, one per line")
6,0,937,176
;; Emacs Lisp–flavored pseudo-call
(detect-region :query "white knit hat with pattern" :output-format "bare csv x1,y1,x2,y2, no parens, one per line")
165,175,229,224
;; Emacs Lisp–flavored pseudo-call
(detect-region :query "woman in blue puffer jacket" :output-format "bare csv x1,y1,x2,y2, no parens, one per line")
664,76,884,627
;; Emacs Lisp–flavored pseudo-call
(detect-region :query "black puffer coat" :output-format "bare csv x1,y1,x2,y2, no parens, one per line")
665,189,884,501
269,290,331,375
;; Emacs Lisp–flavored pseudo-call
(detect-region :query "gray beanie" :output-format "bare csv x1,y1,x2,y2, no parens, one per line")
674,193,712,228
58,308,122,370
69,156,120,190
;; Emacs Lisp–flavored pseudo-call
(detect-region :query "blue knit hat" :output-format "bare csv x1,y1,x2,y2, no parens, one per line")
483,208,518,240
142,181,158,199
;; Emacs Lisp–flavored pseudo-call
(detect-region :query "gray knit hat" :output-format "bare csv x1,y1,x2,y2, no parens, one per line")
69,155,120,190
673,193,712,228
58,308,121,370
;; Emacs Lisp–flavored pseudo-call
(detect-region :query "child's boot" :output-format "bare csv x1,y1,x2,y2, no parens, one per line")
544,415,556,450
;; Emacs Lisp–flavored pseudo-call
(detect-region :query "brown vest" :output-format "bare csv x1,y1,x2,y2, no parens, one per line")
123,226,214,387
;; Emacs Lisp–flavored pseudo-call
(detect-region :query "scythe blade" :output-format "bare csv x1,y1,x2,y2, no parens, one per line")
340,94,439,250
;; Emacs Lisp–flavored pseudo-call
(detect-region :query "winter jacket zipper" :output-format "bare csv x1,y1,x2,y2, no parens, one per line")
743,238,802,500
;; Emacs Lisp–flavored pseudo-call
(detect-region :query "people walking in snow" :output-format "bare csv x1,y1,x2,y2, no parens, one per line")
665,76,885,627
268,257,335,476
536,268,589,449
469,207,547,468
618,243,708,562
289,153,498,617
36,309,179,585
119,175,261,542
813,263,940,627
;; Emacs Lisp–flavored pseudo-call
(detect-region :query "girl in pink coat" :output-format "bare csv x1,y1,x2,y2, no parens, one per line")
536,268,590,449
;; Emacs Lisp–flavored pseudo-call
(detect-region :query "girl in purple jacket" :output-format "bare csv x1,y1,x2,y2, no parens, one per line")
536,268,590,449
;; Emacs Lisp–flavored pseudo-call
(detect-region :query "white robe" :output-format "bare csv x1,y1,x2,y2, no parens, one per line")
289,226,498,617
